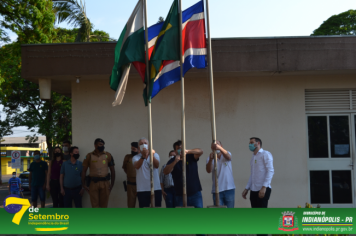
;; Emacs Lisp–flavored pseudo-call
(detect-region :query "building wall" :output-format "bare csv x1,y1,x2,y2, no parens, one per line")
1,157,34,175
71,74,356,208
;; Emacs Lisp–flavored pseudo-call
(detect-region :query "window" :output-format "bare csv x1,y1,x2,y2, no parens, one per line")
310,170,353,204
308,115,350,158
7,161,11,167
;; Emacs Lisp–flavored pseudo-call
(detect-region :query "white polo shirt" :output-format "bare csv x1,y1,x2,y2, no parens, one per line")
206,151,236,193
245,148,274,191
133,153,161,192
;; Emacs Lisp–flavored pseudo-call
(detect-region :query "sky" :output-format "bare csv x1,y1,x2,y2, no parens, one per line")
2,0,356,137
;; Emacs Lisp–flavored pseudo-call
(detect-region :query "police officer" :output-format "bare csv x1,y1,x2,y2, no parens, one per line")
82,138,116,208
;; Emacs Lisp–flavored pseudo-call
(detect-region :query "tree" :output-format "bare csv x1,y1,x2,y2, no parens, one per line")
312,10,356,36
0,0,55,44
0,1,112,161
158,16,164,23
53,0,114,42
0,0,67,159
0,42,72,159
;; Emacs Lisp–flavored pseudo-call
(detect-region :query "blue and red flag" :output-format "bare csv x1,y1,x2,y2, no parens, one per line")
132,0,207,99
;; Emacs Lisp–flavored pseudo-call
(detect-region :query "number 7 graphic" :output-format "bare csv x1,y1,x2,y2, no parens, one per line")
5,197,31,225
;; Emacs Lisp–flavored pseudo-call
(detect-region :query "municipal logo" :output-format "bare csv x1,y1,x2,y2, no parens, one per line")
278,211,299,231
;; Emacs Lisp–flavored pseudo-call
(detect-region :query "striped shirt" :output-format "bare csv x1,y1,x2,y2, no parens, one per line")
160,164,174,188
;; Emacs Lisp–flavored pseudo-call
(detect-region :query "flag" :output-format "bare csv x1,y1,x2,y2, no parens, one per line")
146,0,180,103
132,21,164,82
132,0,207,103
110,0,144,106
152,0,206,98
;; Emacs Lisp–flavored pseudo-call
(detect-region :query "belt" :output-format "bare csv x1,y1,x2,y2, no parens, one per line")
127,181,136,186
64,185,82,190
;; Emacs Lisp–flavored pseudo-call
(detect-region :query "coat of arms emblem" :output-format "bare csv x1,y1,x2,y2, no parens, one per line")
278,211,299,231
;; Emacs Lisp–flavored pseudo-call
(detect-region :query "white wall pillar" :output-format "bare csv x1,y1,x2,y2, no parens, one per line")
38,78,51,100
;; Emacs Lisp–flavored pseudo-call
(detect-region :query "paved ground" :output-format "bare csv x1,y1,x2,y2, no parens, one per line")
0,182,53,208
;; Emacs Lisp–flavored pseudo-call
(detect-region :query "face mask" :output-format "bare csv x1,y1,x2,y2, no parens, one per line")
97,146,105,152
131,151,138,156
63,147,69,152
170,155,175,159
177,149,181,155
216,150,221,154
34,155,40,160
73,154,80,159
140,144,148,151
249,143,256,152
54,153,61,157
13,174,16,178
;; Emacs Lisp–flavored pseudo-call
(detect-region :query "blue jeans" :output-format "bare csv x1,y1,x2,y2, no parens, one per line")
137,190,162,208
175,191,203,208
212,189,235,208
11,191,21,198
31,186,45,202
164,187,176,208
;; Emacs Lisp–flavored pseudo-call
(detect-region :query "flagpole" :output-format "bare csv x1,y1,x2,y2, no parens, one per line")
205,0,219,206
179,0,187,208
144,0,155,208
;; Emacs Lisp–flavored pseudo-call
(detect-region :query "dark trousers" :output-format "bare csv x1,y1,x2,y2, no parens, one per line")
164,187,176,208
250,187,271,236
64,186,82,208
50,179,64,208
137,190,162,208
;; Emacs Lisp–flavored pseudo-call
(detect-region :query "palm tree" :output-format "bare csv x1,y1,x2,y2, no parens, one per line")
52,0,114,42
158,16,164,23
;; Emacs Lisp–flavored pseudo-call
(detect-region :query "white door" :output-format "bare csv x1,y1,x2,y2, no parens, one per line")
307,114,354,207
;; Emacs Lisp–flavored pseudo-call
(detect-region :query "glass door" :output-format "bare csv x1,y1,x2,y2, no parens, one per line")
307,114,354,207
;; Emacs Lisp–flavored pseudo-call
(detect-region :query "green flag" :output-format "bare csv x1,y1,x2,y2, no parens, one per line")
145,0,180,104
110,0,145,106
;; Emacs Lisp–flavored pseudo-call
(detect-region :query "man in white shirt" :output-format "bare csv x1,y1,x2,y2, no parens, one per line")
206,140,236,208
242,137,274,209
133,137,161,208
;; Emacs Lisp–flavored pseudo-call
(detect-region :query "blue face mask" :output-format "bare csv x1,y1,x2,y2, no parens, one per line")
249,143,256,152
177,149,181,155
34,155,40,160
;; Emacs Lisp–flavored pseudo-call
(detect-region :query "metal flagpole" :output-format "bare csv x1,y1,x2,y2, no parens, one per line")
144,0,155,208
205,0,219,206
179,0,187,207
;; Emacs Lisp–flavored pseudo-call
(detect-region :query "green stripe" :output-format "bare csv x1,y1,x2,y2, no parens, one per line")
110,26,145,91
110,25,127,91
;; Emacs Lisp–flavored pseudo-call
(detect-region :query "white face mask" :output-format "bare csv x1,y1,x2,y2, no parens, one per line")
216,150,221,154
13,174,16,178
170,155,175,159
140,144,148,151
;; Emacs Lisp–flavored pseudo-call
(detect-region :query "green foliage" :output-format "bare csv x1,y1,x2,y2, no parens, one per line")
0,28,10,43
312,10,356,36
0,0,56,44
52,0,114,42
0,41,72,156
0,0,112,161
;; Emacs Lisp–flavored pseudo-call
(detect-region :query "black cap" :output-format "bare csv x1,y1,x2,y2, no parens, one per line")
131,142,138,148
94,138,105,145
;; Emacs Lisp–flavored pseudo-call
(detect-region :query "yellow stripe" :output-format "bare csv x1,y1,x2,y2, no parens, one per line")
151,23,173,59
35,227,68,231
157,23,172,39
302,224,352,226
1,147,41,151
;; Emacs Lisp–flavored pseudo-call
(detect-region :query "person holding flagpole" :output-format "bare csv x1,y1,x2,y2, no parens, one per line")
164,140,203,208
206,140,235,208
133,138,162,208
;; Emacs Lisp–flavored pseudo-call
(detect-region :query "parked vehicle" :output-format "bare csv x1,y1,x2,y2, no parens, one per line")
19,172,30,191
